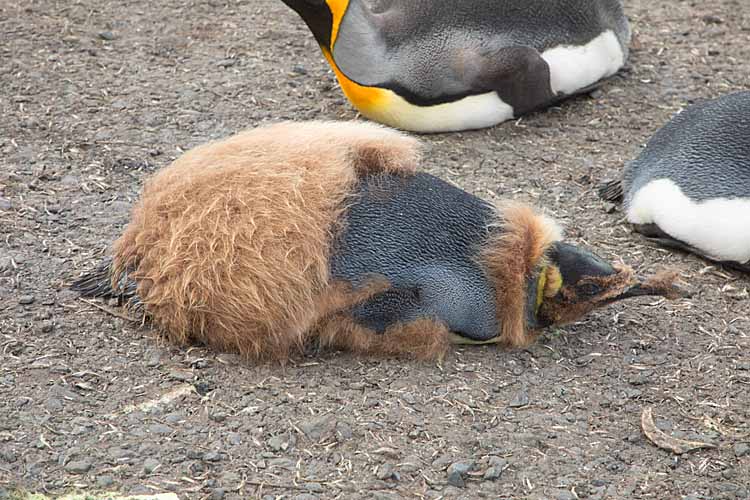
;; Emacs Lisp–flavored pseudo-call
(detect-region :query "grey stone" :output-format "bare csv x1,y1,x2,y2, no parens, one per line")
0,198,11,211
45,398,63,411
267,458,295,470
508,389,530,408
335,421,353,441
268,433,294,452
210,489,225,500
148,423,173,435
446,461,473,488
304,483,324,493
203,451,223,462
64,459,92,474
734,443,750,457
292,495,318,500
555,490,576,500
98,31,115,40
299,415,334,441
376,464,399,481
97,475,114,487
431,454,453,470
18,295,35,305
143,458,159,474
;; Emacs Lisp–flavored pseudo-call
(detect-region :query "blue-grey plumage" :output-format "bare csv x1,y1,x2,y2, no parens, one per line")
600,91,750,269
281,0,631,132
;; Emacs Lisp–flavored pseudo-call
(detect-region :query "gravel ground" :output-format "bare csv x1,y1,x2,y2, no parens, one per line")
1,0,749,499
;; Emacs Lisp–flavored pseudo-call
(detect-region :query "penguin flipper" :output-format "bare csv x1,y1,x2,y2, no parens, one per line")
467,46,556,116
598,179,624,203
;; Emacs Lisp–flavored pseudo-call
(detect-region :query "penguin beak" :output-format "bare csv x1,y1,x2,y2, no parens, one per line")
535,242,688,327
609,275,692,302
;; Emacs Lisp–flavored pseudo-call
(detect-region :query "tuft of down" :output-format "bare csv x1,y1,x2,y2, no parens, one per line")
76,121,421,361
480,202,563,348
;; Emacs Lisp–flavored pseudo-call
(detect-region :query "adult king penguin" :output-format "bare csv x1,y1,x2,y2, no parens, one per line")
280,0,631,132
600,91,750,273
72,121,684,362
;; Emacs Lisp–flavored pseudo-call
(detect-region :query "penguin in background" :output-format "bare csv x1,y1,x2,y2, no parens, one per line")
600,91,750,273
71,121,685,362
279,0,631,133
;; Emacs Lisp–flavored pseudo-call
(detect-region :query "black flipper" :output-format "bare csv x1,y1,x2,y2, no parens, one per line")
471,46,556,116
598,179,624,203
349,286,423,334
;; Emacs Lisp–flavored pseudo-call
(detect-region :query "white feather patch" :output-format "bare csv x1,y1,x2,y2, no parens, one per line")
627,178,750,263
542,30,625,95
373,91,514,133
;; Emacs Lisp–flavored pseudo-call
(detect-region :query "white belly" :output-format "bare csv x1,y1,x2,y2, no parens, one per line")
627,178,750,263
542,30,626,95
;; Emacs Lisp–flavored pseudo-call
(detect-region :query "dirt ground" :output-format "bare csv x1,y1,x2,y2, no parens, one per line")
1,0,749,499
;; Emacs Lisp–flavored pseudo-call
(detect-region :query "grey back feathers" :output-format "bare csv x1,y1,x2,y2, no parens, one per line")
329,172,501,341
333,0,630,106
622,91,750,204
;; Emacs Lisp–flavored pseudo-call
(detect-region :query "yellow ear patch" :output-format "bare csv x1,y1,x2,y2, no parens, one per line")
326,0,351,47
544,265,563,298
536,265,563,312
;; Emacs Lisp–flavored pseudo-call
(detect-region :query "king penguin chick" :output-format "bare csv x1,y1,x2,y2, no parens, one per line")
71,121,684,362
599,91,750,273
280,0,631,133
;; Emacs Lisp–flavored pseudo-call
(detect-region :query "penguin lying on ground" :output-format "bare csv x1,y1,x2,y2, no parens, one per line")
280,0,631,133
599,91,750,273
72,121,685,361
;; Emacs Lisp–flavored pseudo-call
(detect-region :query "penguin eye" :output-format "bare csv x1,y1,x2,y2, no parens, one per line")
577,282,601,297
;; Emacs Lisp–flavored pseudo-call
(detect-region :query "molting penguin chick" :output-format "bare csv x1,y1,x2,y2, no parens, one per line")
280,0,631,132
599,91,750,273
71,121,684,362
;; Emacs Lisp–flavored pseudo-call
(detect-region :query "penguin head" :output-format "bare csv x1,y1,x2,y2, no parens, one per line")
281,0,345,50
534,242,688,328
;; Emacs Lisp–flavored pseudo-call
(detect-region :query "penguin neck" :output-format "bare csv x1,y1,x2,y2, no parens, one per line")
477,203,562,348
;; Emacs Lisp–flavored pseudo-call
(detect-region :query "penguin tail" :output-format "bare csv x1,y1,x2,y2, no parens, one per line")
597,179,624,203
70,257,140,307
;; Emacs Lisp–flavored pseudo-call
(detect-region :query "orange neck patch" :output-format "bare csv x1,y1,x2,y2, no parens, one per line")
325,0,350,48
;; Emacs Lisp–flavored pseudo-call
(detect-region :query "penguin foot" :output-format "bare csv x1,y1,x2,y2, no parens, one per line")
598,179,623,203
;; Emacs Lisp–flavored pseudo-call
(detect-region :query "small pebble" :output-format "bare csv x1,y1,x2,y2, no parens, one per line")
64,459,92,474
148,424,173,435
143,457,159,474
555,490,576,500
203,451,223,462
508,389,530,408
96,475,114,487
0,198,11,211
210,488,225,500
19,295,35,305
98,31,115,40
446,461,473,488
376,463,399,481
734,442,750,457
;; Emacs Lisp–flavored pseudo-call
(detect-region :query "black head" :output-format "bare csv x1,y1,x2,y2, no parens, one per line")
535,242,689,327
281,0,337,49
